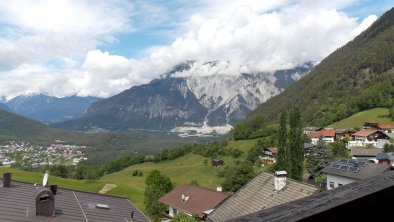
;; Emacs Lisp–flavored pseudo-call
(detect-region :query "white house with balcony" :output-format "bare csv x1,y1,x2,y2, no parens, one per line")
348,129,390,148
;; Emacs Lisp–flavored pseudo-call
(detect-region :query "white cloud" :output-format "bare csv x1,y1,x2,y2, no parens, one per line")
0,1,380,99
0,0,133,71
351,15,378,36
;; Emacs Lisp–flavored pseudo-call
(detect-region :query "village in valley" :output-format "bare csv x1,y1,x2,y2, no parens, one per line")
0,141,87,168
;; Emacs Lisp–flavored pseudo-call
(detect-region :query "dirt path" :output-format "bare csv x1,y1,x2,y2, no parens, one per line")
99,184,117,194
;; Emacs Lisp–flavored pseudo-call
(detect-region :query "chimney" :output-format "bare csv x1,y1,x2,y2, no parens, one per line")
274,171,287,191
216,186,222,192
36,188,55,217
3,172,11,187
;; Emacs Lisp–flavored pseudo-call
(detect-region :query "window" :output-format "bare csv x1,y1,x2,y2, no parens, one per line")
338,183,343,186
329,181,334,188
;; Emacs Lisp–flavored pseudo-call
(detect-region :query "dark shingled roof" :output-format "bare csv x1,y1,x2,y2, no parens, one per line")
206,172,319,222
230,171,394,221
376,152,394,161
0,179,150,222
321,160,391,180
159,184,229,218
351,148,382,157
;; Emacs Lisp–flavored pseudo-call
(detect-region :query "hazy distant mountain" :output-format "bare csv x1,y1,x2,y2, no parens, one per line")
6,94,100,123
0,103,11,113
55,62,313,133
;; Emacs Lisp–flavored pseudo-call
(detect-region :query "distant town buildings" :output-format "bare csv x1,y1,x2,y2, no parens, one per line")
0,141,86,167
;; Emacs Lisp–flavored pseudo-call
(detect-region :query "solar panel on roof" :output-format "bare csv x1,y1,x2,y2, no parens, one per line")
358,161,368,167
348,159,358,164
348,167,359,173
331,164,341,169
339,159,348,164
340,165,349,171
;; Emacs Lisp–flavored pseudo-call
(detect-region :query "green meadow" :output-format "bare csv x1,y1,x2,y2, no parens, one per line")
329,108,394,129
1,139,260,212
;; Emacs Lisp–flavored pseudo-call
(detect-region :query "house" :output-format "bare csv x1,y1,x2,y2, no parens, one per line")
206,171,319,222
335,128,356,141
303,127,322,135
261,147,278,164
350,147,382,160
320,159,391,190
377,124,394,133
376,152,394,166
362,122,379,130
233,171,394,221
0,173,149,222
307,129,336,145
348,129,390,148
304,143,314,155
362,122,394,133
211,159,224,167
159,184,229,220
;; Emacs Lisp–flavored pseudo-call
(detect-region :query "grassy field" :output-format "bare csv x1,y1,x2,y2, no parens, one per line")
0,138,260,213
329,108,394,129
0,166,105,192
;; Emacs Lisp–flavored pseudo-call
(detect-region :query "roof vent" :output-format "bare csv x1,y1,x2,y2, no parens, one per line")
274,171,287,191
181,194,189,202
36,188,55,217
216,186,222,192
95,203,110,209
3,172,11,188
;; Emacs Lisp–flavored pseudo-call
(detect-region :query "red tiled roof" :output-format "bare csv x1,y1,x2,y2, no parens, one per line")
267,147,278,154
378,124,394,129
159,184,229,218
307,129,336,138
353,129,377,137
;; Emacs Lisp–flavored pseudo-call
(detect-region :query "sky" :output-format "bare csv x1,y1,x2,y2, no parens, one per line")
0,0,392,100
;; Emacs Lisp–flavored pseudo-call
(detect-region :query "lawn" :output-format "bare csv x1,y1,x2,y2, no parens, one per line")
0,166,105,192
329,108,394,129
0,138,260,213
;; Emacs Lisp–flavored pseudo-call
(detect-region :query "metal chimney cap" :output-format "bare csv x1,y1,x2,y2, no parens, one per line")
275,171,287,176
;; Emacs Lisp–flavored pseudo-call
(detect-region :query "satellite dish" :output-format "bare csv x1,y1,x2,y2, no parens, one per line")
43,171,49,187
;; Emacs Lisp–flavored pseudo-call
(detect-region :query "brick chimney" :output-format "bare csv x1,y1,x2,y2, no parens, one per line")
274,171,287,191
3,172,11,187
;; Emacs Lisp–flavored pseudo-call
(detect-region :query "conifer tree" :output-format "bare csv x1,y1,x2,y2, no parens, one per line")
276,110,287,170
288,107,304,180
307,137,332,178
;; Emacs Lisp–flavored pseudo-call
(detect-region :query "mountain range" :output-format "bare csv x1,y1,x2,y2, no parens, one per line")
54,62,313,134
4,94,100,123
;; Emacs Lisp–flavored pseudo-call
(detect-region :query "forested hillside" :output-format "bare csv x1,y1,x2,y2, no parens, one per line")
247,7,394,127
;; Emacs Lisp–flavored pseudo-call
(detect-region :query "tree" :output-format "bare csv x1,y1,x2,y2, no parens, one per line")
246,143,263,165
288,108,304,180
171,212,200,222
307,138,332,178
50,164,68,178
384,143,394,152
144,170,174,217
329,141,349,159
85,170,99,182
230,148,243,158
276,110,288,170
222,161,255,192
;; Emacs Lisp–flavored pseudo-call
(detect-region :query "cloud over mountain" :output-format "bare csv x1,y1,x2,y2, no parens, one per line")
0,1,382,99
